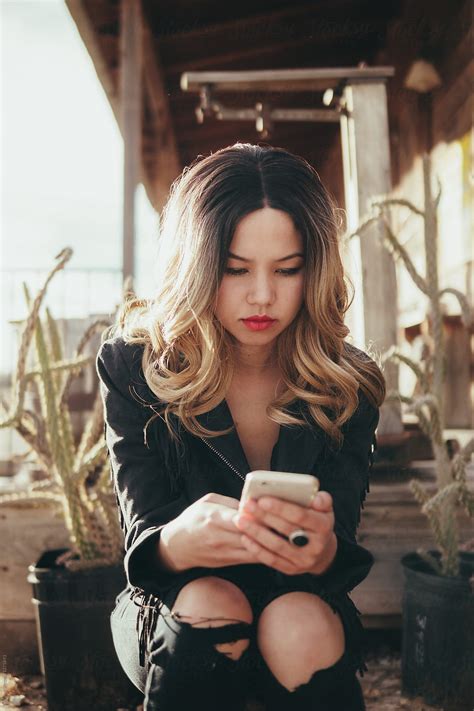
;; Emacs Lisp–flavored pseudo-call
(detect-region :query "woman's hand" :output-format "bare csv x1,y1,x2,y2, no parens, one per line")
233,491,337,576
160,493,260,571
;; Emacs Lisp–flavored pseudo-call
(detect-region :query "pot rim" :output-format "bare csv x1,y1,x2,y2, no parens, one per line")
401,549,474,588
27,547,122,578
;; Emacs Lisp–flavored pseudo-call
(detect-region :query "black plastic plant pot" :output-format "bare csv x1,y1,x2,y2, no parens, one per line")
27,547,143,711
400,549,474,711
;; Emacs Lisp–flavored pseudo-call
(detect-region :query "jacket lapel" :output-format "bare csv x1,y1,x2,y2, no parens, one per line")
195,398,327,479
195,399,250,477
273,400,327,476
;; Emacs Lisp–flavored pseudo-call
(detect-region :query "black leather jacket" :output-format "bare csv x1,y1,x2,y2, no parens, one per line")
96,336,379,603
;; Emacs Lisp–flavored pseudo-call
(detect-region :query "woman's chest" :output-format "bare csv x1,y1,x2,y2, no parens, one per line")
225,383,282,471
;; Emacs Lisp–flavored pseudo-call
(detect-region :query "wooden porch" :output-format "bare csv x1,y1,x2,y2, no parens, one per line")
356,450,474,628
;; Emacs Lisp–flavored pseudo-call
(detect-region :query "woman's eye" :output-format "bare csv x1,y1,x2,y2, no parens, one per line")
224,267,302,276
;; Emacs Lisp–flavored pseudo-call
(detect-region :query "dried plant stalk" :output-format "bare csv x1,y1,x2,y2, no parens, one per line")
0,249,125,570
345,153,474,577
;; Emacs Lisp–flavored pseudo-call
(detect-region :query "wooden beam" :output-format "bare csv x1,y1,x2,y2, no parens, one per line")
181,67,395,93
120,0,142,285
166,36,320,76
141,21,181,211
166,42,372,79
65,0,119,118
341,80,401,435
153,0,390,46
169,108,339,154
161,3,389,77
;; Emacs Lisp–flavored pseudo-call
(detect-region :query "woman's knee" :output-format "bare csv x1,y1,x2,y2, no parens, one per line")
170,575,254,660
257,591,346,690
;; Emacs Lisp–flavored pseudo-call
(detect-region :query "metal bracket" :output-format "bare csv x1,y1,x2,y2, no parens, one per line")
194,83,348,138
322,79,348,112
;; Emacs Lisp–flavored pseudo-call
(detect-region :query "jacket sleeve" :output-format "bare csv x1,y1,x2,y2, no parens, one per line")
312,391,379,594
96,337,190,593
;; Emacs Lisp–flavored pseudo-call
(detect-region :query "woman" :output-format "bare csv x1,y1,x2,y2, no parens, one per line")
96,142,385,711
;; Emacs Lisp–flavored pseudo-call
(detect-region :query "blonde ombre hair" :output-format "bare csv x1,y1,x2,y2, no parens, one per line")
103,143,385,448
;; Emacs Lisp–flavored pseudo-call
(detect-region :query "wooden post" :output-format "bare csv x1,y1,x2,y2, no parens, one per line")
443,316,473,429
120,0,143,286
340,102,365,349
341,80,402,433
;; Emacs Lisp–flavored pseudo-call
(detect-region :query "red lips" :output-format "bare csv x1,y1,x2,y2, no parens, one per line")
243,315,275,322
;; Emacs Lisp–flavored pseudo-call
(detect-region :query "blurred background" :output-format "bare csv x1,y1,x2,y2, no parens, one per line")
1,0,158,375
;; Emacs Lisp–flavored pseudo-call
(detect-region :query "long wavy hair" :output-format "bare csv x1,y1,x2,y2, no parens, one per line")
103,142,385,448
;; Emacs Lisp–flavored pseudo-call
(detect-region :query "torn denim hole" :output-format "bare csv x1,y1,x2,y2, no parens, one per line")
292,646,353,693
260,646,366,711
286,649,366,711
165,611,257,646
144,622,256,711
148,613,257,680
131,588,167,667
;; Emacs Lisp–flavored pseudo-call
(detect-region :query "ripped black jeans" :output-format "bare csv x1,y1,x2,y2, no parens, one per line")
110,563,368,711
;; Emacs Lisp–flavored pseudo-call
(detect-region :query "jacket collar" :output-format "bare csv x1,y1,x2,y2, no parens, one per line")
130,345,327,479
195,397,327,478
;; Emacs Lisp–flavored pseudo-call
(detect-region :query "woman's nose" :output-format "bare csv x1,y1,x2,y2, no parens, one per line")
247,275,276,304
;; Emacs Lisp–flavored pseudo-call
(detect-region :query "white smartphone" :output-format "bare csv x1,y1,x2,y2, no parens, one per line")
239,470,320,511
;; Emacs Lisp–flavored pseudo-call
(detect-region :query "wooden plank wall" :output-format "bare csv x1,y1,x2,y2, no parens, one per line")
369,0,473,427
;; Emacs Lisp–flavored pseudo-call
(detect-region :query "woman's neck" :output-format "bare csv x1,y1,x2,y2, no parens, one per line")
231,347,278,375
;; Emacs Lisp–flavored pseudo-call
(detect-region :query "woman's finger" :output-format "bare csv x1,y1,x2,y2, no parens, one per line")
219,507,251,530
235,509,300,539
240,533,302,574
204,493,240,509
235,515,315,569
211,527,260,556
311,491,333,511
248,495,332,533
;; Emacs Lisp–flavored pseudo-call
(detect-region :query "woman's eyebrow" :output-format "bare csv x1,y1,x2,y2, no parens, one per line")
227,251,304,262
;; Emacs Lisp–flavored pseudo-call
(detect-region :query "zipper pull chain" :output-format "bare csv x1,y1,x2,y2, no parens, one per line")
199,437,246,482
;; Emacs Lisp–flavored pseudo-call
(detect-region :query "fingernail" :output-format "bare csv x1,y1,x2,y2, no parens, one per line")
245,500,257,512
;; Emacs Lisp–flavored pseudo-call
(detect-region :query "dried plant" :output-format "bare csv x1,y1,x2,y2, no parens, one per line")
0,248,124,571
344,152,474,577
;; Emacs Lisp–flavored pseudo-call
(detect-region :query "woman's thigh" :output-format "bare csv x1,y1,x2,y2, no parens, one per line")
110,586,151,694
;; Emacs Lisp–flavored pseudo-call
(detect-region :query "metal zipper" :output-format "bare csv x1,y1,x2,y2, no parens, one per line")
199,436,246,482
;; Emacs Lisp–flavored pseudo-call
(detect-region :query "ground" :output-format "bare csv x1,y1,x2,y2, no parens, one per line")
0,631,442,710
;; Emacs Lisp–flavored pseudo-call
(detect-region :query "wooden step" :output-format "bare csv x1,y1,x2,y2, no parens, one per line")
353,458,474,628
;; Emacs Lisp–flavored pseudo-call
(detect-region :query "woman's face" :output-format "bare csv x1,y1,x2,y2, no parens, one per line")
215,207,305,351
